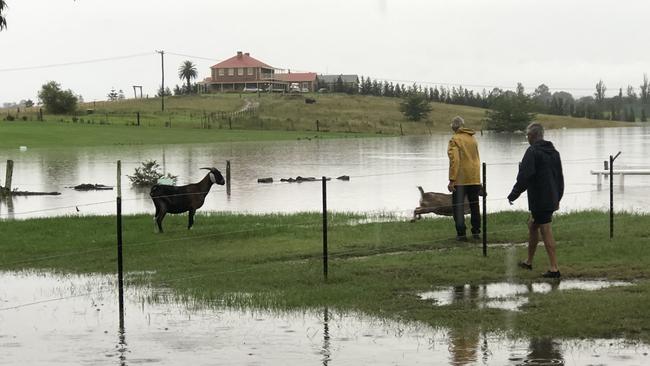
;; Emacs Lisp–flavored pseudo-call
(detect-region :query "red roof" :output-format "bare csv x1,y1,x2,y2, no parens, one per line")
211,52,274,69
276,72,317,82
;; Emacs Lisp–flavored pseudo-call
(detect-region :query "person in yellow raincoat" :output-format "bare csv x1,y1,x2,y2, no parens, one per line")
447,116,482,241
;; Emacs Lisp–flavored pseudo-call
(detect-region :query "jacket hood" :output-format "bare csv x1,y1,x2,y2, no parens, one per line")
456,127,475,135
533,140,557,154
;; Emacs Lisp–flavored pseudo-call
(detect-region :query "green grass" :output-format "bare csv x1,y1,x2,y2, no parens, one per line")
0,93,632,148
2,210,649,341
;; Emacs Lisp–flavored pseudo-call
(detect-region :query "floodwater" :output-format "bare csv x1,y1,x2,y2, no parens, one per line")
419,279,633,311
1,126,650,219
0,270,648,365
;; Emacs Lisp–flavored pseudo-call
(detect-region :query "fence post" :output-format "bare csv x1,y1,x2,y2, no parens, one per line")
229,117,232,130
316,119,320,132
116,160,125,329
226,160,231,196
136,111,140,126
610,151,621,239
4,160,13,191
322,176,328,281
482,162,487,257
400,123,404,136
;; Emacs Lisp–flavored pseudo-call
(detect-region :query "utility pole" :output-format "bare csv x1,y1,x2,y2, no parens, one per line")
156,50,165,111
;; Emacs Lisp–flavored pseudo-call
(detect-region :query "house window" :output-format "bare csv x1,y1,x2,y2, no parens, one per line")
228,68,234,76
238,68,244,76
247,68,254,76
218,69,225,76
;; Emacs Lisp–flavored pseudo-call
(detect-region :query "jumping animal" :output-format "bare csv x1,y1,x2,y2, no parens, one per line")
411,186,470,222
150,167,225,233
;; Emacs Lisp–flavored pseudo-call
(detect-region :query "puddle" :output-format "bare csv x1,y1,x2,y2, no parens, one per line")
0,271,647,365
419,279,633,311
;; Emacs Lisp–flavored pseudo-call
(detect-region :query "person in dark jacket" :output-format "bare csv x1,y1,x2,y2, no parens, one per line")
507,122,564,278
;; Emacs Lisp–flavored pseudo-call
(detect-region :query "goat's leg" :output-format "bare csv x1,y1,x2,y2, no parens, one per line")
153,204,160,233
155,210,167,233
188,209,196,230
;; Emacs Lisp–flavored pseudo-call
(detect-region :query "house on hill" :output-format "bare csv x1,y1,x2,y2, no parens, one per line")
318,74,360,92
201,51,318,93
202,51,286,92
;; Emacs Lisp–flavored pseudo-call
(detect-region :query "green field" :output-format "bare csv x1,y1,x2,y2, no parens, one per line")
2,210,649,341
0,93,633,148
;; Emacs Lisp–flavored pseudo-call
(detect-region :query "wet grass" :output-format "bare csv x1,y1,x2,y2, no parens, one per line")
0,93,629,149
1,210,649,341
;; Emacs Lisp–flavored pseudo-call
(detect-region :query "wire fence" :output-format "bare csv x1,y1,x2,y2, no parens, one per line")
1,154,649,313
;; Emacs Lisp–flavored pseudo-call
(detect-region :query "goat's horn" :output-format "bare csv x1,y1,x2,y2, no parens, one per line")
200,167,212,170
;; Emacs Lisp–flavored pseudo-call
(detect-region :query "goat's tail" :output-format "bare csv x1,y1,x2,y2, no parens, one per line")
417,186,425,197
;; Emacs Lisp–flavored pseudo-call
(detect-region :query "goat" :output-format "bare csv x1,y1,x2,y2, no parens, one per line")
150,167,225,233
411,186,470,222
305,97,316,104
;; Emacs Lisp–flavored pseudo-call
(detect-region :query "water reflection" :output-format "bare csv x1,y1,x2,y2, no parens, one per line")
0,195,15,219
322,307,331,366
0,270,647,365
1,126,649,219
419,279,632,311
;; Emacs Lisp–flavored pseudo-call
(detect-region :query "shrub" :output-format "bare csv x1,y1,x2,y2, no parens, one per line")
128,160,177,187
37,81,78,114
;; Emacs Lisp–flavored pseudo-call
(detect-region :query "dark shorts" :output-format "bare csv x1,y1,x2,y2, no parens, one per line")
531,211,553,225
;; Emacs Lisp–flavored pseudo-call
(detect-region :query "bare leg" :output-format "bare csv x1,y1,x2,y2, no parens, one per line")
526,217,540,266
539,223,559,272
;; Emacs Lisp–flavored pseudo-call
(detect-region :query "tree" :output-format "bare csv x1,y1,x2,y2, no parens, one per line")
532,84,552,111
107,87,119,101
24,99,34,107
178,60,197,94
626,85,637,102
118,89,125,100
484,92,537,132
399,93,432,121
595,79,607,103
641,108,647,122
157,85,172,97
640,73,649,104
37,81,78,114
0,0,7,31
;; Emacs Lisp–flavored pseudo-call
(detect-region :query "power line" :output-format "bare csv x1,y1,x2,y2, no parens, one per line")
0,52,155,73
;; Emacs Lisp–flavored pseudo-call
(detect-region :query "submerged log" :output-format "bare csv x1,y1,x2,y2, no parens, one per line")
280,176,331,183
67,183,114,191
1,187,61,196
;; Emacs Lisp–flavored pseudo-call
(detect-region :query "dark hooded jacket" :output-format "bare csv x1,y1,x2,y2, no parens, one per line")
507,140,564,212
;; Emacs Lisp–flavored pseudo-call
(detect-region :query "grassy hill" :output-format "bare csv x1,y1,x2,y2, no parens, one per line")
0,93,635,148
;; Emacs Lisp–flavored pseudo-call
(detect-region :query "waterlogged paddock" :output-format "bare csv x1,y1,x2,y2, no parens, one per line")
419,279,633,311
1,127,649,219
0,271,648,365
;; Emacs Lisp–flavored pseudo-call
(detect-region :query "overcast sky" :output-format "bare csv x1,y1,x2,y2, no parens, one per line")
1,0,648,104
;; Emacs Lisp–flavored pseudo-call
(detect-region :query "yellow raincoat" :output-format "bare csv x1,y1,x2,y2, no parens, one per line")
447,127,481,185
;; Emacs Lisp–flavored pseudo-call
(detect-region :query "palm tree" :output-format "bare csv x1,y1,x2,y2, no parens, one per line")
178,60,197,94
0,0,8,31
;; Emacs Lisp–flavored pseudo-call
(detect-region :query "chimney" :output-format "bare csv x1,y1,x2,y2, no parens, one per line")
237,51,243,58
244,52,250,56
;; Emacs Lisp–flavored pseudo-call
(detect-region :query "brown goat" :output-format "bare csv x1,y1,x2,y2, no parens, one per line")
411,186,470,222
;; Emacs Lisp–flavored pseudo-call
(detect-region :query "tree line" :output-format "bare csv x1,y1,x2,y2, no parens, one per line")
356,75,649,123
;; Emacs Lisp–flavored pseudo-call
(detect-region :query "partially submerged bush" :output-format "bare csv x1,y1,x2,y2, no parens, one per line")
128,160,177,186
